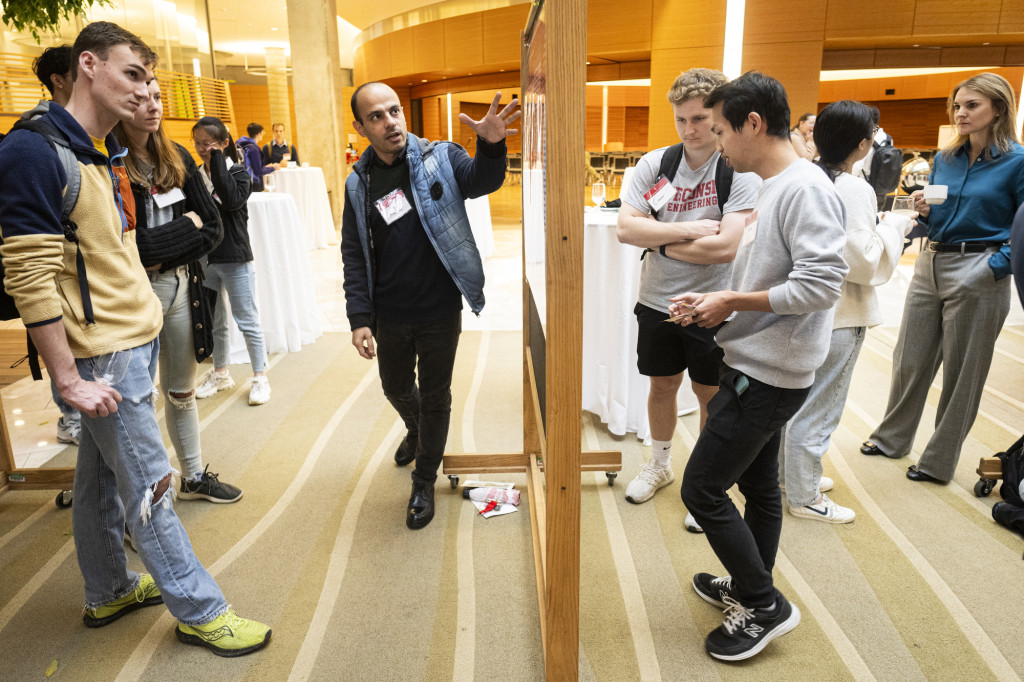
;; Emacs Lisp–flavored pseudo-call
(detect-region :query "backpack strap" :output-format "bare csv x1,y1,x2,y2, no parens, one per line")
651,143,685,220
714,154,734,210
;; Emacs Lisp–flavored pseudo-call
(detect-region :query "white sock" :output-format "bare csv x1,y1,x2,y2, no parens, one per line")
651,439,672,469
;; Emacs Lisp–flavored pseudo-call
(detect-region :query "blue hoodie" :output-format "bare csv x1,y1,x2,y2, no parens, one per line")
236,135,274,191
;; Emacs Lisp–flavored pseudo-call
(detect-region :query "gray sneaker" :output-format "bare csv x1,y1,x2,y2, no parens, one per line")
179,466,243,503
56,415,80,445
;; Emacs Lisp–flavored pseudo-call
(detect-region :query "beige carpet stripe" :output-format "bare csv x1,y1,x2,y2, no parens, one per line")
827,432,1020,682
453,330,488,682
0,500,53,553
286,419,403,682
0,537,74,632
675,422,877,679
584,415,662,682
115,360,381,682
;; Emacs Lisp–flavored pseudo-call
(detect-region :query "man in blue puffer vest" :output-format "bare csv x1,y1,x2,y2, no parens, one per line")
342,82,519,529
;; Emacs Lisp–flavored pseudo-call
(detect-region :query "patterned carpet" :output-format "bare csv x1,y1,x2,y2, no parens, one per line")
1,326,1022,681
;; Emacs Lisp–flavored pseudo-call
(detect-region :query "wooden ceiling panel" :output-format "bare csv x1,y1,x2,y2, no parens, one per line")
913,0,1002,36
872,47,944,67
939,45,1007,65
443,14,484,72
743,0,827,44
413,21,445,74
825,0,916,41
389,27,416,77
589,0,653,55
482,5,530,65
651,0,723,49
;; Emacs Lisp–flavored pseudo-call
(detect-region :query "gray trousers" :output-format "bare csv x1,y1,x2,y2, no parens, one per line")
870,249,1009,481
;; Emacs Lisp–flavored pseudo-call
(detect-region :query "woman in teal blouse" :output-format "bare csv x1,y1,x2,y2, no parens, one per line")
862,72,1024,483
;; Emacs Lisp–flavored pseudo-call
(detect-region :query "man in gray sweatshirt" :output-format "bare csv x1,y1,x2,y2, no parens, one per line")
670,72,847,662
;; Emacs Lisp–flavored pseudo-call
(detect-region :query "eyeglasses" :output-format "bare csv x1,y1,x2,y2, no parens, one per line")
872,126,879,136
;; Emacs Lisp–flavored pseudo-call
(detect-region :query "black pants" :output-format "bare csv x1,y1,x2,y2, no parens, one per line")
681,365,810,608
375,313,462,484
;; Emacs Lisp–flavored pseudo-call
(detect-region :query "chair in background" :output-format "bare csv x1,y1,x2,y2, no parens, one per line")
507,153,523,185
609,155,631,186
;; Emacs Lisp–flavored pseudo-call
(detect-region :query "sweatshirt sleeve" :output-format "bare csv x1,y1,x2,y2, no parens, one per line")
340,178,372,329
449,137,507,199
210,151,252,211
0,130,69,326
839,177,906,287
768,183,849,315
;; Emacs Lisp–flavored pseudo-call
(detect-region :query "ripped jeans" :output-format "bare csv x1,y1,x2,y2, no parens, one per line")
150,267,203,479
70,339,227,624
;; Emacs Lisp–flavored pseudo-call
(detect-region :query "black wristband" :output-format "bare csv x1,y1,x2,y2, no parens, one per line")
659,244,667,257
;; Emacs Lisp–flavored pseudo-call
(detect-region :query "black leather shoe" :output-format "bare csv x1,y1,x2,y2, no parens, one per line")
406,480,435,529
394,433,417,466
860,441,888,456
906,465,940,482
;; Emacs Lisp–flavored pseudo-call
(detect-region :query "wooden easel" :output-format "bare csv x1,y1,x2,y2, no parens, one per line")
441,2,620,678
0,388,74,503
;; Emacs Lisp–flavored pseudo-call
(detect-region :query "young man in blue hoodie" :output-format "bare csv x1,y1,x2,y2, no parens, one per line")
237,122,277,191
669,72,848,662
342,82,518,530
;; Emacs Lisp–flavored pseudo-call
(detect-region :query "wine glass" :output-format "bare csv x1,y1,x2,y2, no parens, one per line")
91,349,132,388
891,195,915,217
591,182,606,207
263,173,276,192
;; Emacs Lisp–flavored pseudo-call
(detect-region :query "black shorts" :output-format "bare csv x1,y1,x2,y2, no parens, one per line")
634,302,724,386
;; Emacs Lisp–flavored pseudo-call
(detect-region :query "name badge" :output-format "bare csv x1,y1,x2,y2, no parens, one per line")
643,176,675,212
375,188,413,225
741,211,758,247
152,186,185,209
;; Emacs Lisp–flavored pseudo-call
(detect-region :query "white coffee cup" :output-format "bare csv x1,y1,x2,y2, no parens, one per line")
924,184,947,205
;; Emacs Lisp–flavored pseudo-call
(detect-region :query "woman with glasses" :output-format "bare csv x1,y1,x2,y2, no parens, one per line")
861,73,1024,482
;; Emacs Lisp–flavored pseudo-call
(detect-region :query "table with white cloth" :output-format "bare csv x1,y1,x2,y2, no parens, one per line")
465,195,495,259
271,166,337,249
218,192,323,364
581,209,698,442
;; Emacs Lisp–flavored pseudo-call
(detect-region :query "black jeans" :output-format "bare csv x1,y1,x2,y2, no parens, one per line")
681,365,810,609
375,312,462,484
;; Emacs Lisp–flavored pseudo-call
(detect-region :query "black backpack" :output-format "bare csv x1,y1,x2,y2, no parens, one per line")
0,117,85,379
993,435,1024,550
868,139,903,197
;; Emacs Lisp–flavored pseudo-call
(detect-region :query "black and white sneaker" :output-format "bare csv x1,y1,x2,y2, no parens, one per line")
692,573,736,609
178,466,243,504
705,594,801,661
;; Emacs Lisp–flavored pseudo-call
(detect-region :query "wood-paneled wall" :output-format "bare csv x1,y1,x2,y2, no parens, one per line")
818,67,1024,103
850,98,950,149
230,84,298,142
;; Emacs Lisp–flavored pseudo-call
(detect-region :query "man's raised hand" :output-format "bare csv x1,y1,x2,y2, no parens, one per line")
459,91,521,144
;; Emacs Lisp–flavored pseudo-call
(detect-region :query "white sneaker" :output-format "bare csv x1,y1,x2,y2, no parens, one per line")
819,476,834,493
624,461,674,504
684,512,704,534
248,375,271,405
788,493,855,524
196,370,235,398
56,416,80,445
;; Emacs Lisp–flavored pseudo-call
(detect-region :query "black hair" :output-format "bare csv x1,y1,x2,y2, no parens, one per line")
812,100,873,182
350,81,385,124
704,71,791,140
193,116,238,163
246,122,263,138
71,21,157,80
33,45,72,95
865,104,881,126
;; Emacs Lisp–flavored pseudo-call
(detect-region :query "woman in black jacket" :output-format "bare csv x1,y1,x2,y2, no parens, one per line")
190,116,271,406
114,79,242,503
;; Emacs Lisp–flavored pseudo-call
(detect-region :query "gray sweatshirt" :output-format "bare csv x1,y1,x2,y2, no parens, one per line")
716,159,848,389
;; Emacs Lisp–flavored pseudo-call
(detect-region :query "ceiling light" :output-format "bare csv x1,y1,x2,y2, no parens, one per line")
271,27,278,31
421,79,428,82
13,408,22,414
37,441,47,447
14,420,23,426
821,66,996,81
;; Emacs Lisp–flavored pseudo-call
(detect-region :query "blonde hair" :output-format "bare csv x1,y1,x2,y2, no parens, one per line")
939,72,1019,161
666,68,728,106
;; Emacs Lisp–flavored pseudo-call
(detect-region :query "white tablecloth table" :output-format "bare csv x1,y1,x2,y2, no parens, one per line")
465,195,495,259
271,167,337,249
219,193,323,364
581,209,698,442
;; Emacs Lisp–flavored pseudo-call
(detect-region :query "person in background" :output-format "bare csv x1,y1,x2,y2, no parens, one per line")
861,73,1024,482
236,122,276,191
114,79,243,504
672,72,847,661
191,116,272,406
789,112,816,160
0,21,270,656
262,122,299,166
779,100,913,524
28,44,81,445
342,82,517,530
615,68,759,520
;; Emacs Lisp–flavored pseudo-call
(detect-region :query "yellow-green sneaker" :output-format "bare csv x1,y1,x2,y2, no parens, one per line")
83,574,163,628
175,609,271,657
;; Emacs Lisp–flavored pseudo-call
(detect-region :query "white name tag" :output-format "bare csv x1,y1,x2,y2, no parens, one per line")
152,186,185,209
375,188,413,225
741,211,758,247
643,176,675,212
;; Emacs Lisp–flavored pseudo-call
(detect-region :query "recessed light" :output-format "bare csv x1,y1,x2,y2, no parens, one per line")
586,61,590,65
421,79,428,82
13,408,22,414
37,440,47,447
14,420,23,426
912,44,919,47
271,27,278,31
982,42,989,45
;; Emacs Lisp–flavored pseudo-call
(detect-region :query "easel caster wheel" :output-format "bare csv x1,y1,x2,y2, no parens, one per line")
606,472,617,487
55,490,73,509
974,478,996,497
448,475,459,489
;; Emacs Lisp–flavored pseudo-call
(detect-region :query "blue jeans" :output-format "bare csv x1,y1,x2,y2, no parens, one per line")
70,339,227,624
681,365,810,608
150,268,203,479
205,261,267,372
779,326,866,506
